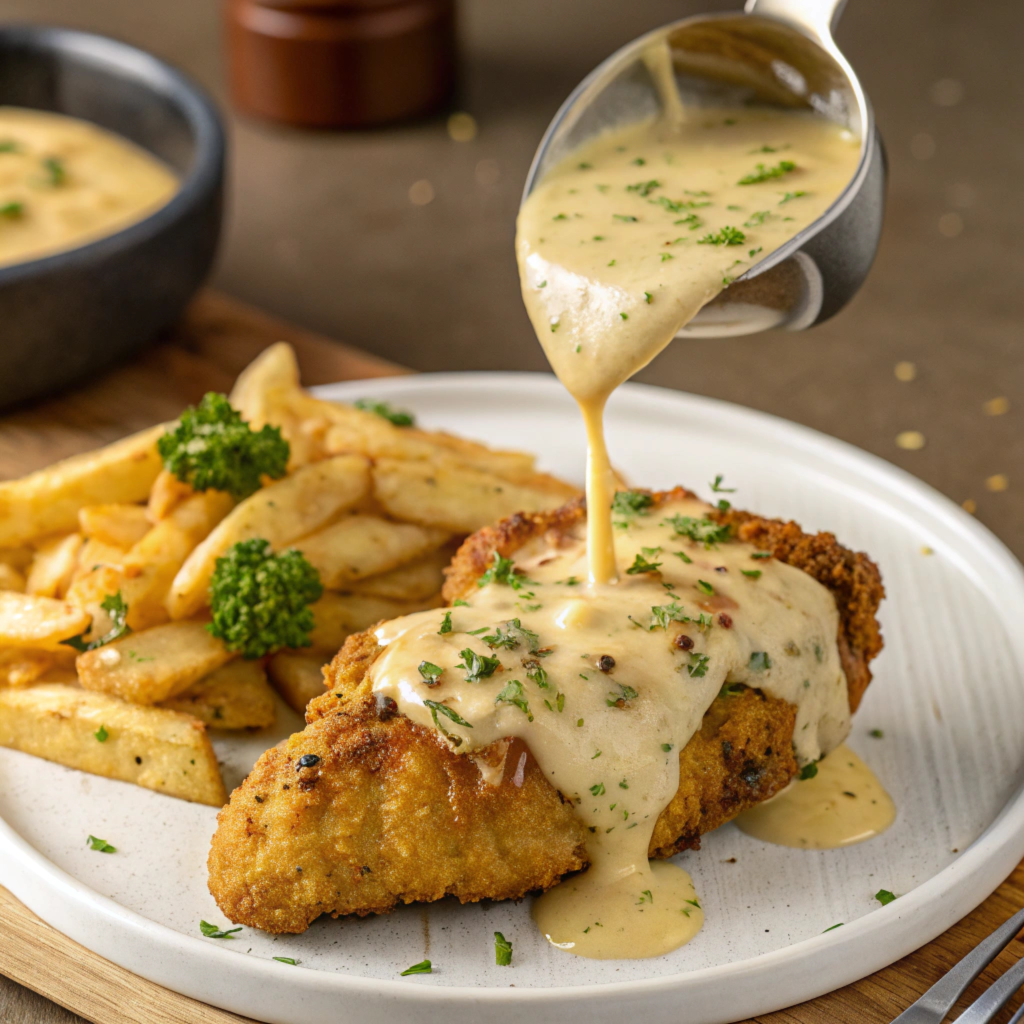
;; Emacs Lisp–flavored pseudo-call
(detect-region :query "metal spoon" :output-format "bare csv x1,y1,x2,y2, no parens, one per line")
521,0,885,337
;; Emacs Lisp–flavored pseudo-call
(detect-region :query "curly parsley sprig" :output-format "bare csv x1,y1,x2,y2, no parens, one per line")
158,393,289,501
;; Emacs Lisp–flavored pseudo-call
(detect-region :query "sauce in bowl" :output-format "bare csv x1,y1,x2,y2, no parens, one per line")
0,107,177,268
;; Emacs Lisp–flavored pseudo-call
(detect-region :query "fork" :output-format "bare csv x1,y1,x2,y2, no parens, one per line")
892,906,1024,1023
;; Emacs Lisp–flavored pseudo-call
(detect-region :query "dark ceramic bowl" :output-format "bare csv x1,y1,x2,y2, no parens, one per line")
0,25,225,409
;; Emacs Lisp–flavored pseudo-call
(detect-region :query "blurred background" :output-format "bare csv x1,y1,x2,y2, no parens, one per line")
5,0,1022,553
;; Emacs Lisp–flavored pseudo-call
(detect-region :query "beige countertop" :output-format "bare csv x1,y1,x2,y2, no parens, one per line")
1,0,1021,1019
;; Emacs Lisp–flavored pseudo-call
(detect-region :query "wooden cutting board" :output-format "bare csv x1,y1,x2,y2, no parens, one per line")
1,290,1021,1024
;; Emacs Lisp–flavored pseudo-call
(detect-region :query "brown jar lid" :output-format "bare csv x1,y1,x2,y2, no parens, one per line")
225,0,457,128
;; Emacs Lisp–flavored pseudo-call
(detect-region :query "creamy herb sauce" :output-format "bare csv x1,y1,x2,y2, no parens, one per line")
370,496,851,957
736,743,895,848
0,107,177,268
516,108,860,584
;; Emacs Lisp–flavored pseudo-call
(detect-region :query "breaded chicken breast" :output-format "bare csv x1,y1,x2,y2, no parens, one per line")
208,489,883,933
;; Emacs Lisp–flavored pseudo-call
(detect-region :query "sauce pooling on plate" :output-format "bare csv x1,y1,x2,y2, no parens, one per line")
736,743,896,848
369,494,852,959
0,107,177,268
516,107,860,584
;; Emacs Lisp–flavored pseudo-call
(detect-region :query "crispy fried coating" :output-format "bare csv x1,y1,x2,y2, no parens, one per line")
209,489,883,932
208,630,587,933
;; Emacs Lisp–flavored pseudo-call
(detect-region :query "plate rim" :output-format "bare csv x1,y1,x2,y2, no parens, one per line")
3,371,1023,1024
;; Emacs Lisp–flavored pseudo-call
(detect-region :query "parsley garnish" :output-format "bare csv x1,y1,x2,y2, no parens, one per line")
524,658,550,689
0,201,24,219
457,648,501,682
709,474,735,493
649,602,690,631
94,725,108,743
613,213,638,222
87,835,116,854
626,553,662,575
494,931,513,966
739,160,796,185
638,890,653,905
611,490,653,528
698,226,746,246
744,210,771,227
401,960,432,975
654,196,709,214
778,190,807,204
869,728,884,739
208,540,322,658
875,889,897,906
42,156,66,187
199,920,241,938
687,653,710,678
823,923,844,932
353,398,415,427
418,661,443,686
477,552,532,591
661,742,673,752
273,957,300,965
453,598,469,607
695,579,713,595
423,700,473,741
483,618,540,653
741,569,762,579
606,683,638,707
799,761,819,780
590,783,605,796
438,611,452,634
663,514,730,547
62,591,131,653
751,551,772,560
626,179,661,196
644,291,653,304
495,679,533,720
749,651,771,672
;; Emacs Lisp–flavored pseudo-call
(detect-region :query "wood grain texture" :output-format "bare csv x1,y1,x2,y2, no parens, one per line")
0,290,1021,1023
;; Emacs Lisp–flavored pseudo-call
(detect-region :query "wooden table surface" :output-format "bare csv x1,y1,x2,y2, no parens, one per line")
0,290,1022,1023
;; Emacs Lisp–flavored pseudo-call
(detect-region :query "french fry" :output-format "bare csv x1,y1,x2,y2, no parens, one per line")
308,591,440,654
0,684,226,806
227,341,300,429
349,545,450,602
68,490,234,635
26,533,83,598
295,515,448,590
79,504,152,548
77,620,233,704
267,652,327,715
0,648,56,687
160,659,276,730
0,547,33,572
372,457,573,534
0,591,91,650
125,490,234,630
146,470,194,522
0,424,167,547
0,563,25,592
168,454,371,620
71,538,127,583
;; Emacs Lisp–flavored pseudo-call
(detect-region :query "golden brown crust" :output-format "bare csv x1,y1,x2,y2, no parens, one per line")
208,676,588,933
209,487,884,931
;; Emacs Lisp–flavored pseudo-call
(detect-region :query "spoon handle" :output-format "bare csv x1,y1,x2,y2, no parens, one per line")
743,0,847,43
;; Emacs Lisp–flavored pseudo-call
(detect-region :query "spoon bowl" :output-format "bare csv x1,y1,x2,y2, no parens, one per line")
522,0,884,337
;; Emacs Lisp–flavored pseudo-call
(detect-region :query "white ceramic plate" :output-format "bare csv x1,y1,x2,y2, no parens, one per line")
3,373,1024,1024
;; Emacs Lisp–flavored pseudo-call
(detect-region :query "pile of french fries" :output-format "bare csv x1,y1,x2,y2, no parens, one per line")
0,344,578,806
